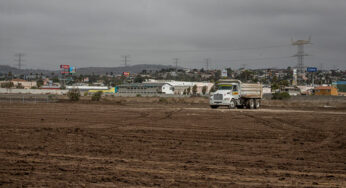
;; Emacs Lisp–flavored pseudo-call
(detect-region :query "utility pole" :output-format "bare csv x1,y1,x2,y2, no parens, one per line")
173,58,179,73
15,53,25,69
122,55,130,67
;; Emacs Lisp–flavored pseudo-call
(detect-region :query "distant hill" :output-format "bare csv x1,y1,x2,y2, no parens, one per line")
76,64,175,75
0,65,54,75
0,64,175,76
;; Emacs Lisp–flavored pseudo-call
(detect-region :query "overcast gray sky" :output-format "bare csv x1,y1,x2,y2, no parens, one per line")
1,0,345,70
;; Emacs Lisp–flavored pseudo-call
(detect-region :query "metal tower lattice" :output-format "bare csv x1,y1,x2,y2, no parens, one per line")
291,37,311,81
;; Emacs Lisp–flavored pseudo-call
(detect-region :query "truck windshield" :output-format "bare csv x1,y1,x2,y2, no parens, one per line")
218,85,232,90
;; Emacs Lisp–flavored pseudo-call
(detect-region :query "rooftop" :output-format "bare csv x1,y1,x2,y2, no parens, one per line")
11,79,27,82
314,86,335,90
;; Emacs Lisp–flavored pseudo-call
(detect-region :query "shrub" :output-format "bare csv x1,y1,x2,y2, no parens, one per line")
84,91,89,96
1,82,14,89
91,91,103,101
48,94,57,101
16,83,24,89
187,87,191,95
158,97,168,103
136,94,142,97
192,85,197,96
67,89,80,101
202,86,207,95
272,92,290,100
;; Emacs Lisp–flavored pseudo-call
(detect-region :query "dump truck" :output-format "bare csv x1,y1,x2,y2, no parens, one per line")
209,79,263,109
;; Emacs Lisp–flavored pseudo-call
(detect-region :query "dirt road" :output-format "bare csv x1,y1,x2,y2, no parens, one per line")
0,103,345,187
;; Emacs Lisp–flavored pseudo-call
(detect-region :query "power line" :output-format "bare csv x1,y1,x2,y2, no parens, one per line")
106,44,291,53
226,55,292,62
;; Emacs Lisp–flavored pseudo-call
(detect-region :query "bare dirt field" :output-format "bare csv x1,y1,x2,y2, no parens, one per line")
0,102,345,187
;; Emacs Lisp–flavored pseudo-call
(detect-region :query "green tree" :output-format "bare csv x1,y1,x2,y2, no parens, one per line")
91,91,103,101
1,82,14,88
52,76,59,83
226,68,233,78
36,79,44,88
187,87,191,95
192,85,197,96
214,70,221,81
210,85,216,93
134,75,145,83
67,89,80,101
8,71,12,77
16,83,24,89
240,70,254,82
202,86,207,95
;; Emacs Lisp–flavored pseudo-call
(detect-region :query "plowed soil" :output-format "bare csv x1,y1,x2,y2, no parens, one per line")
0,103,345,187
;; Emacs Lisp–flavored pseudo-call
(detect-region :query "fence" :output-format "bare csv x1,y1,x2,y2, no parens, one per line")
0,88,68,95
0,94,57,104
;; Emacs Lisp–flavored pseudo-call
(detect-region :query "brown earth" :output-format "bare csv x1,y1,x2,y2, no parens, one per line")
0,102,345,187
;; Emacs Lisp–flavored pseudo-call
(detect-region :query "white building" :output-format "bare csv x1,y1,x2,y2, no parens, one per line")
144,79,214,95
66,86,109,91
117,83,174,95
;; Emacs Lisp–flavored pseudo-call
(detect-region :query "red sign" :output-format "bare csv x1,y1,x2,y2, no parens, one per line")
123,72,130,77
60,65,70,69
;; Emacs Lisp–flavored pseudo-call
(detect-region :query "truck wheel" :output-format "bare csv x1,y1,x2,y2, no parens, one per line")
210,105,219,109
247,99,255,109
254,99,260,109
228,99,236,109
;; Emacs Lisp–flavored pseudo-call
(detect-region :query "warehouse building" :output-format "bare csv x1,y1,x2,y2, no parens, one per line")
144,79,214,95
117,83,174,94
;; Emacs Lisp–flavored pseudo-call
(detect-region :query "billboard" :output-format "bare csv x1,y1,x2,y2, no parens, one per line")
69,66,76,73
123,72,130,77
60,65,76,74
307,67,317,72
60,65,70,69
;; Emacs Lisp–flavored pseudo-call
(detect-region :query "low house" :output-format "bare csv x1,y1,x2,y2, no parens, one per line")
314,86,338,96
117,83,174,95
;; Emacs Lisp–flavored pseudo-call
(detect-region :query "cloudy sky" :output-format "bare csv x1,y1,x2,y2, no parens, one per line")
1,0,345,70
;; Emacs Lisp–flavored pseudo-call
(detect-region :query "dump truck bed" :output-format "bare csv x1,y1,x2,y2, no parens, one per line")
240,83,263,99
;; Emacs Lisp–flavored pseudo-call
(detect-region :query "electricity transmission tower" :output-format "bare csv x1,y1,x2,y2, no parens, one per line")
291,37,311,81
173,58,179,72
205,58,210,71
122,55,130,67
15,53,25,69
